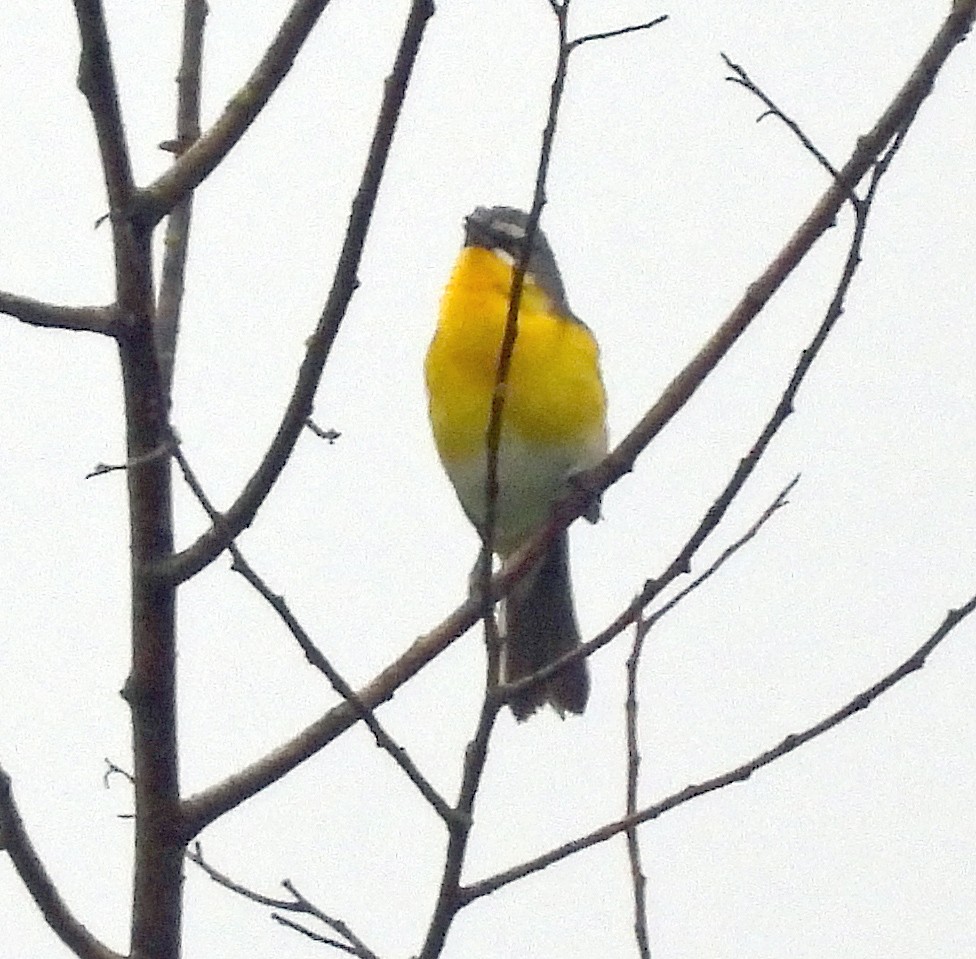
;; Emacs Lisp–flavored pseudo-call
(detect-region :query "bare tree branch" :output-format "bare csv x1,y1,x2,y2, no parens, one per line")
569,15,669,50
85,438,179,480
187,845,381,959
73,2,182,957
418,696,501,959
232,557,456,822
647,475,799,629
72,0,136,224
0,292,117,335
154,0,435,587
272,915,365,957
155,0,208,399
188,843,295,909
72,0,155,318
624,614,652,959
461,589,976,904
723,53,841,182
135,0,337,227
0,765,123,959
281,879,381,959
180,545,530,838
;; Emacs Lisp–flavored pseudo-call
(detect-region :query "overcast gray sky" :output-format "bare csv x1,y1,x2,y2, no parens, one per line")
3,2,975,957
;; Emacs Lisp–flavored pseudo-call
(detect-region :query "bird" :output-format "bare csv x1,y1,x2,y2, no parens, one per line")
424,205,608,720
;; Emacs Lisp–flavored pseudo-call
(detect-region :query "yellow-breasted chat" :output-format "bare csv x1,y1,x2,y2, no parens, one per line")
425,206,607,719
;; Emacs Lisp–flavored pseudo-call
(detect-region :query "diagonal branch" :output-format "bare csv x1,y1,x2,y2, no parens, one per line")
0,765,123,959
170,444,454,823
280,879,381,959
180,585,485,838
187,845,381,959
0,292,118,335
135,0,338,228
232,558,455,822
154,0,435,588
569,14,669,51
180,524,562,838
72,0,136,216
646,476,799,631
461,589,976,904
723,53,841,182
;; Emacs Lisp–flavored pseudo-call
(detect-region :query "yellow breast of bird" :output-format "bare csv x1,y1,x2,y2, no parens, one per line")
425,246,607,551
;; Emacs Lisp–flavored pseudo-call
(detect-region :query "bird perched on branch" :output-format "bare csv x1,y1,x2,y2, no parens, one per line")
425,206,607,719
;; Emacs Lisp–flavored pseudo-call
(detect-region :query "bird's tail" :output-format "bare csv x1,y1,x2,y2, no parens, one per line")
501,530,590,720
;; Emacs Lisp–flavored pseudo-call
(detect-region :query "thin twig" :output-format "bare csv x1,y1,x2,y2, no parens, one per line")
462,589,976,903
272,915,363,956
85,438,179,479
102,759,135,788
284,879,381,959
187,845,381,959
305,418,341,442
648,476,799,629
0,765,123,959
722,53,842,184
569,15,668,51
624,611,651,959
188,843,295,909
